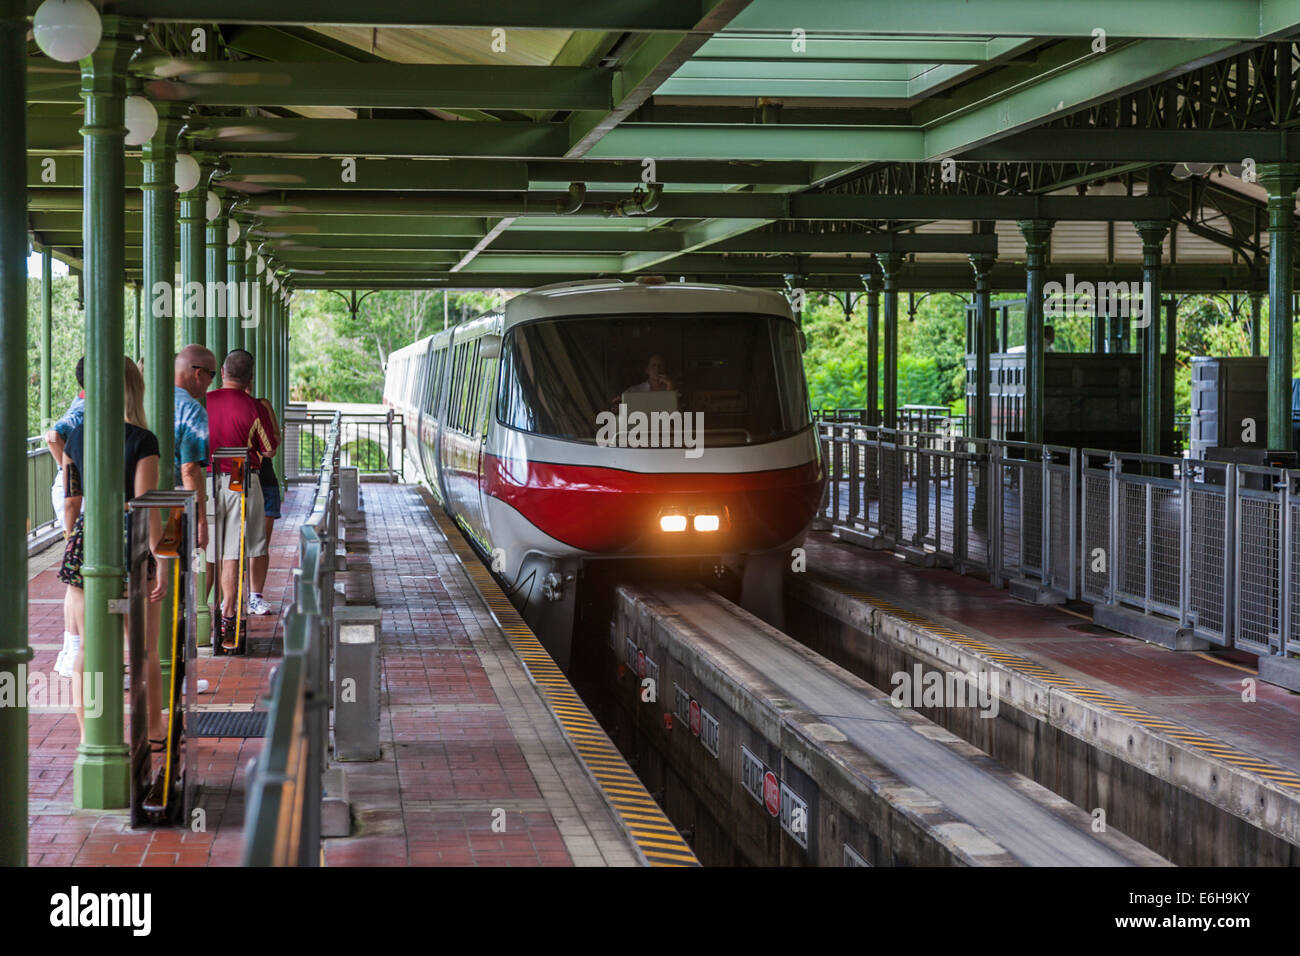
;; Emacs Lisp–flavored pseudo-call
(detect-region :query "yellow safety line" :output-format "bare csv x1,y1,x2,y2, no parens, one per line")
161,559,181,808
813,572,1300,792
425,500,698,867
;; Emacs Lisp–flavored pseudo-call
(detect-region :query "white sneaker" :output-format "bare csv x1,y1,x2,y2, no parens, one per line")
57,636,81,679
248,594,272,616
197,679,210,694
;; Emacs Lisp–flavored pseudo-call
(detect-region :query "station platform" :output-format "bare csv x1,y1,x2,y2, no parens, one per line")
25,482,692,867
789,531,1300,865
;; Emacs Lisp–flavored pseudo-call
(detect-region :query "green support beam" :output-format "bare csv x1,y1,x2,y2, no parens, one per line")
206,199,228,374
24,0,711,30
40,247,51,426
879,253,903,429
227,221,244,362
142,62,614,112
862,264,881,427
1259,163,1300,451
179,160,205,347
728,0,1288,39
1018,219,1054,446
0,0,32,866
74,20,134,811
1135,220,1170,457
142,103,183,685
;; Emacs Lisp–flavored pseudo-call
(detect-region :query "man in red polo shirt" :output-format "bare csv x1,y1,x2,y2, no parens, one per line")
206,349,277,648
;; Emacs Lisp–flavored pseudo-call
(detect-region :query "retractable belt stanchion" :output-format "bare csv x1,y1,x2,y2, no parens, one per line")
211,447,252,656
126,490,198,827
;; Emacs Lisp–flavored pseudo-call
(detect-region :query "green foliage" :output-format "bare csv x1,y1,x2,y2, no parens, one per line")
289,289,509,404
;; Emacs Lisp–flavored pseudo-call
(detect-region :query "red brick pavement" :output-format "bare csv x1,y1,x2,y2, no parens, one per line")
25,487,305,866
321,483,574,866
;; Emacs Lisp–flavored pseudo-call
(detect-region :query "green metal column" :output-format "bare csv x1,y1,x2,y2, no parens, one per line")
132,283,141,362
1259,164,1300,451
1250,289,1264,357
240,241,253,353
878,253,903,429
1135,221,1169,458
227,220,243,358
75,21,134,810
969,253,995,442
40,247,52,427
255,265,269,396
1018,220,1054,445
1092,303,1107,354
178,153,204,348
206,194,227,371
861,265,881,426
274,286,287,483
1163,297,1177,454
143,103,183,680
0,0,33,866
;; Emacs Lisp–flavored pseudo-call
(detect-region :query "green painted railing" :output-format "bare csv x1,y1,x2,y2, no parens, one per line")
242,410,341,867
26,436,57,541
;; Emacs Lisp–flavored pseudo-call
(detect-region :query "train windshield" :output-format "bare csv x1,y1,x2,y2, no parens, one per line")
498,313,811,446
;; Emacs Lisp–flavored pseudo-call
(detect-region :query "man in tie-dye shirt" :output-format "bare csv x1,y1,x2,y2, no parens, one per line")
174,344,214,549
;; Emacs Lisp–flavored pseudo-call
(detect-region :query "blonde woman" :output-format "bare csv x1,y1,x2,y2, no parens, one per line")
59,358,168,745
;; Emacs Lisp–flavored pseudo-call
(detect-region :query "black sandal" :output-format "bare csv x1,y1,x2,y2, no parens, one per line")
149,737,166,753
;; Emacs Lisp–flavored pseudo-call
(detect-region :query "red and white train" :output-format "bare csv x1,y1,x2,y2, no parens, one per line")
383,277,825,668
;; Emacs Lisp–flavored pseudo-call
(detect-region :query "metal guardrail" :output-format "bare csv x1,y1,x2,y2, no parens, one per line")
819,416,1300,660
243,410,341,866
26,436,57,542
284,408,404,483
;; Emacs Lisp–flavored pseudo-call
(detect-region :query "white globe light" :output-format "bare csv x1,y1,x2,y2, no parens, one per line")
227,220,240,245
1185,162,1214,176
123,96,158,147
174,153,200,193
205,190,221,221
256,255,266,274
33,0,102,63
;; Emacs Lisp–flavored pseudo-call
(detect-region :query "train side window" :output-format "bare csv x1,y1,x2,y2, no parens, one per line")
463,345,484,433
447,344,465,427
477,355,498,437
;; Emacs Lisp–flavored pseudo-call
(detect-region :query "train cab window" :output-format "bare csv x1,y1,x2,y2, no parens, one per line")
498,313,812,447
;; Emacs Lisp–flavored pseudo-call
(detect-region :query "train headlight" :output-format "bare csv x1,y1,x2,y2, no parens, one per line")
693,514,720,532
659,514,688,533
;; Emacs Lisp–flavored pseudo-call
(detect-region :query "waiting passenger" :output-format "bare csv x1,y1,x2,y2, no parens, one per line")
60,357,168,745
47,357,85,680
205,349,277,648
243,380,281,617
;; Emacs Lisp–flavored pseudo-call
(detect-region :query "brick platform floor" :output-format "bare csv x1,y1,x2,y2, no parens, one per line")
25,487,303,866
805,532,1300,773
322,483,636,866
25,480,639,866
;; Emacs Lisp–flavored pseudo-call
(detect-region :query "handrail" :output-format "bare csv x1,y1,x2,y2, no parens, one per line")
818,409,1300,662
243,409,341,866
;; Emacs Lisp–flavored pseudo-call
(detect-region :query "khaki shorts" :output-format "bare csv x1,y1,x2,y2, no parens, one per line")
206,472,267,562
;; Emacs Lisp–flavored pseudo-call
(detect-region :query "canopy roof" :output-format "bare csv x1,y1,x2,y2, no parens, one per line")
23,0,1300,292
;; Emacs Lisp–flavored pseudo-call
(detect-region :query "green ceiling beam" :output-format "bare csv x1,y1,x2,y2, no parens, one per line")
709,232,998,254
246,216,488,238
24,154,814,190
727,0,1286,39
23,0,707,30
291,261,1268,293
188,118,569,157
25,186,1173,224
592,125,924,161
923,38,1249,157
693,36,1003,63
962,129,1300,163
566,0,752,157
136,62,614,112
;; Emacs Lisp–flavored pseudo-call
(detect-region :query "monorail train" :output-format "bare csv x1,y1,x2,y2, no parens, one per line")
382,277,825,668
